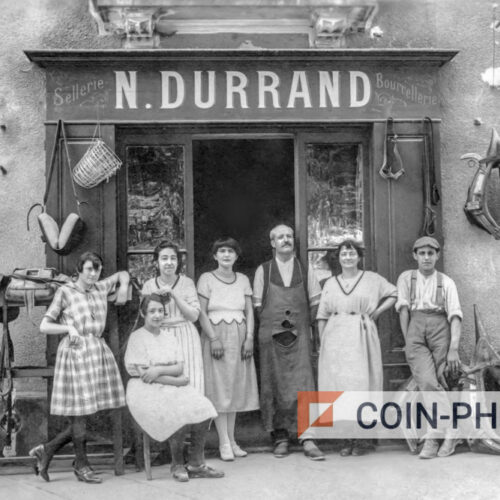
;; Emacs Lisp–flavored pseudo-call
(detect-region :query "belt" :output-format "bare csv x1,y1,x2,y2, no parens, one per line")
333,312,358,315
411,309,446,316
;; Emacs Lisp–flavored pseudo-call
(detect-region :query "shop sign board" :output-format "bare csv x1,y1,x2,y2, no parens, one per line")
46,61,442,121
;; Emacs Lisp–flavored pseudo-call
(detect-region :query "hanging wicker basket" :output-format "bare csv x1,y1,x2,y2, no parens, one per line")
72,139,122,189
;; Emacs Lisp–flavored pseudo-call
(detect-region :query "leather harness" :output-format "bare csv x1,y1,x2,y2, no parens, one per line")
461,128,500,240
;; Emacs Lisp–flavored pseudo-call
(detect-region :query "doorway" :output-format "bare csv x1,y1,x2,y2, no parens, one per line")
192,138,294,280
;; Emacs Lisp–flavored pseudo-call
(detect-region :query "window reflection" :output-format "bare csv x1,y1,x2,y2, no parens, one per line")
126,145,185,282
307,142,364,280
306,143,363,248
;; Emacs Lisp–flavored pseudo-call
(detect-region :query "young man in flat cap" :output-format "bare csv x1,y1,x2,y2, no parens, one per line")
396,236,462,459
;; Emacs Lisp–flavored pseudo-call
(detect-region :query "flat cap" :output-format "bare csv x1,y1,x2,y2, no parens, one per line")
413,236,441,252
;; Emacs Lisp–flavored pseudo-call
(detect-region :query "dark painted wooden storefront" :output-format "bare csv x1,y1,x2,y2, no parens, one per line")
26,49,456,451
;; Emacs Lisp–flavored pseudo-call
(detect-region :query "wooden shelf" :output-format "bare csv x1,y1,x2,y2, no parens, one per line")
8,367,54,378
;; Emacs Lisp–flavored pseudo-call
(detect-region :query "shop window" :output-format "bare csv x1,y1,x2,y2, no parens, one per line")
126,145,186,283
306,143,363,279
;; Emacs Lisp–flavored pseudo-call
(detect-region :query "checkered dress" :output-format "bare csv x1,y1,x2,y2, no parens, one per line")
46,278,126,416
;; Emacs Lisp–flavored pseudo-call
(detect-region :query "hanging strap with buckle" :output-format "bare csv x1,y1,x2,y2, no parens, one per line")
379,117,405,180
421,117,439,236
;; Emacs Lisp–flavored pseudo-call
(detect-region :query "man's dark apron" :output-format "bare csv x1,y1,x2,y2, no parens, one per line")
258,258,315,434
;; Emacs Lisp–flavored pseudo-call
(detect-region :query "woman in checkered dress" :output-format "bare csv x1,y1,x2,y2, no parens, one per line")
29,252,130,484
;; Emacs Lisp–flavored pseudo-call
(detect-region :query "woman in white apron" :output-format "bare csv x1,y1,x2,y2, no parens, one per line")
317,239,397,456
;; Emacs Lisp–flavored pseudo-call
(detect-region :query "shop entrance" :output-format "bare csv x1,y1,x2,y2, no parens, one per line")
192,138,295,280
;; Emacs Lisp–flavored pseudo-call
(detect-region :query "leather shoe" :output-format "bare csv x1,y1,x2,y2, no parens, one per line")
186,464,224,479
29,444,51,482
438,438,460,458
351,445,368,456
340,441,353,457
219,443,235,461
74,466,102,484
273,440,289,458
171,464,189,482
419,438,439,459
230,442,248,457
302,440,325,461
72,460,101,475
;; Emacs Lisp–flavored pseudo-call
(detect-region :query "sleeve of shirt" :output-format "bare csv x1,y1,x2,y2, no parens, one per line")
241,274,253,296
316,280,333,320
124,331,149,376
377,273,398,301
307,264,322,307
99,275,118,295
183,277,201,312
141,278,156,296
252,265,264,307
395,271,411,312
443,275,463,322
44,287,65,322
196,273,211,301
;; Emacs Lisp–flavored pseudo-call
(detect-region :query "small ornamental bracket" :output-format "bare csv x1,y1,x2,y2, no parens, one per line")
311,5,378,48
89,0,378,49
89,0,165,47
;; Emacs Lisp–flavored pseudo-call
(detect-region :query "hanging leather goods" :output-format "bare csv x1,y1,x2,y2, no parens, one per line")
378,117,405,180
27,120,87,255
461,129,500,240
420,117,440,236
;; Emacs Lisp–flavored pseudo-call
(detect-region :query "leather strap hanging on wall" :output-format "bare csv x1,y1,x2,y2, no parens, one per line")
420,117,440,236
461,129,500,239
27,120,87,254
378,117,405,180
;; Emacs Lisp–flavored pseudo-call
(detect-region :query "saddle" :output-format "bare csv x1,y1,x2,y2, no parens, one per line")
461,128,500,239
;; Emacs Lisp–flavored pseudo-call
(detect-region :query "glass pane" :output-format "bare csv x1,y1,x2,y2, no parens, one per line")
127,144,185,282
127,145,185,252
306,143,363,248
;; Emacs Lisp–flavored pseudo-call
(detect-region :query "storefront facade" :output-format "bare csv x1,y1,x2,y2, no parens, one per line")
26,48,454,390
2,0,500,456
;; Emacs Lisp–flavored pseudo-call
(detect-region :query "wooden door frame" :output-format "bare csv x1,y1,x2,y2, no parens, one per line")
115,123,373,278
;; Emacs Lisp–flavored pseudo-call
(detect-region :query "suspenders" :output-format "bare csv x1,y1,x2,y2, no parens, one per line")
409,270,444,310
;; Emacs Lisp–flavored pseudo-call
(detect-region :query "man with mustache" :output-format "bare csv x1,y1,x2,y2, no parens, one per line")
253,224,324,460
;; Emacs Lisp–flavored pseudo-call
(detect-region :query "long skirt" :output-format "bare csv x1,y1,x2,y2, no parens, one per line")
165,321,205,394
51,334,125,416
202,320,259,412
318,313,383,392
126,379,217,442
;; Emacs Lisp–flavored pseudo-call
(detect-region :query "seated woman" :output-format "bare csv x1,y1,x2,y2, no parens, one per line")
197,238,259,461
124,293,223,482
